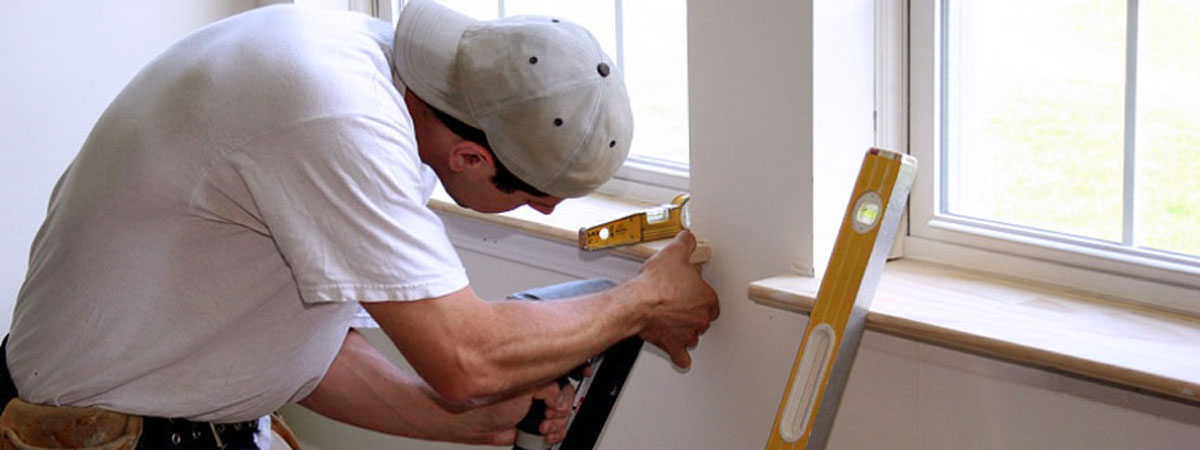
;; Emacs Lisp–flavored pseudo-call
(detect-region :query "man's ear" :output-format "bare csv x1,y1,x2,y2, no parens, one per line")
446,141,495,174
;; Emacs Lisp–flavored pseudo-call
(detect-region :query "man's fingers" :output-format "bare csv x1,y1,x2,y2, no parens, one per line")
539,410,571,444
532,382,574,445
670,346,692,368
540,416,568,434
531,382,560,402
664,230,696,260
544,395,571,419
544,428,568,445
560,385,575,409
677,230,697,252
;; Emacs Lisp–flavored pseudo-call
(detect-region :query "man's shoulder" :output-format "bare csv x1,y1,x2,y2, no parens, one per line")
192,6,392,80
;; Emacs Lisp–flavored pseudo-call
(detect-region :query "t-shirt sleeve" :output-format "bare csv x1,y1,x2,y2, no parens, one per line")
227,113,468,304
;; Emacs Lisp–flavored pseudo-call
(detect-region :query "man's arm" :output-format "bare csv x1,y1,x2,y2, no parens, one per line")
298,329,574,446
362,231,719,406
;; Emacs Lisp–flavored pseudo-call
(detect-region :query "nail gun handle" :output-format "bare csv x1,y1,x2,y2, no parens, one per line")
513,376,570,450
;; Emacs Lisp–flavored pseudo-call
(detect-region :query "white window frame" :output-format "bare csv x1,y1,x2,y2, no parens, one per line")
904,0,1200,316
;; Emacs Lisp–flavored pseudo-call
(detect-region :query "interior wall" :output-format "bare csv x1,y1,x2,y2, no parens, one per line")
812,0,878,274
0,0,257,335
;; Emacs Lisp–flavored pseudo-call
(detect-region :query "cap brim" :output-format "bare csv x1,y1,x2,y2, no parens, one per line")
394,0,479,127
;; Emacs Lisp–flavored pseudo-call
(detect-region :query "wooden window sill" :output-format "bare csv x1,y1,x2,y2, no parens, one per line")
748,259,1200,405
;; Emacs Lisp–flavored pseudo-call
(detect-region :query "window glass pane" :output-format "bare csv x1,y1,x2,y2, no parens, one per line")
944,0,1126,241
1137,0,1200,256
504,1,618,59
433,0,499,20
623,0,689,164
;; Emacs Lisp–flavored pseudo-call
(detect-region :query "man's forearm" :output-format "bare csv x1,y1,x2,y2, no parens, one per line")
362,282,648,405
298,329,518,445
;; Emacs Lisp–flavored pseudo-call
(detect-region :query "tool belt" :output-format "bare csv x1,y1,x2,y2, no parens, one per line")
0,398,141,450
0,337,294,450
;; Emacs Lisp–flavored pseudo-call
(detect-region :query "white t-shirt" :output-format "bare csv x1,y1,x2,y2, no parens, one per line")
6,5,468,423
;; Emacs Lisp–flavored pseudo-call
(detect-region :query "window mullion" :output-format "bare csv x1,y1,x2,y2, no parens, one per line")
614,0,625,71
1122,0,1139,247
938,0,954,215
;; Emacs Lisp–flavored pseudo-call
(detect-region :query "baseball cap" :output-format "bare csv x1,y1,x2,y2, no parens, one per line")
393,0,633,198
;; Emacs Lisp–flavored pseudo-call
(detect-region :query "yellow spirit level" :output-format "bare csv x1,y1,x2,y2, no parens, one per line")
578,194,691,251
765,148,917,450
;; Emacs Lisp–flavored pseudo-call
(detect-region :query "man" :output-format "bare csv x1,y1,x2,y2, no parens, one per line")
1,1,719,449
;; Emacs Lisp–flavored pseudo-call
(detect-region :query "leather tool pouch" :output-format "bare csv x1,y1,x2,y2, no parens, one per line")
0,398,142,450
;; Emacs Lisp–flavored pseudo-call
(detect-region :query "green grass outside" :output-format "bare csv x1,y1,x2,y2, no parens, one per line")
947,0,1200,258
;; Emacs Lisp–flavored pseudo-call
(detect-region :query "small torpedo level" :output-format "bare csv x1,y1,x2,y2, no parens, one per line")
765,148,917,450
579,193,690,251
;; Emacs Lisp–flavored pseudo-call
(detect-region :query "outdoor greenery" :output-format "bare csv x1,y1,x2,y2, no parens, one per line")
947,0,1198,257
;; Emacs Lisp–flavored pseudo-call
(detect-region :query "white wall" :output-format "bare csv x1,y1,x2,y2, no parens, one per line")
812,0,879,273
0,0,256,334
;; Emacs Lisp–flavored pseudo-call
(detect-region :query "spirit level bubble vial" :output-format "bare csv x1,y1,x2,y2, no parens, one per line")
578,193,691,251
765,148,917,450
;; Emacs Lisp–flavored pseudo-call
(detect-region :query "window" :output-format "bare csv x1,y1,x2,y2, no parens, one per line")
388,0,690,200
908,0,1200,314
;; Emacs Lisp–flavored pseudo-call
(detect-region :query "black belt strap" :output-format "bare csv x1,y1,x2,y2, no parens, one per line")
0,336,17,408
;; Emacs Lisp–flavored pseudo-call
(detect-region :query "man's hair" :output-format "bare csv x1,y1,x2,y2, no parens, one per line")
429,107,550,197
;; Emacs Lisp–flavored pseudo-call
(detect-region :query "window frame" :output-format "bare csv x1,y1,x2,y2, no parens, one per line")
904,0,1200,316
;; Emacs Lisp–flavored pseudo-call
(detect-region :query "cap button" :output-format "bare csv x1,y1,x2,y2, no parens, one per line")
597,63,611,77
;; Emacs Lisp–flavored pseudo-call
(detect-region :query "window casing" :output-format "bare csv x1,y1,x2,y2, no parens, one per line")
905,0,1200,316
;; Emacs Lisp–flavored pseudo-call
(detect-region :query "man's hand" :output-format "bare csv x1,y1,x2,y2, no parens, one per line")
458,381,576,446
530,380,576,444
628,231,720,368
